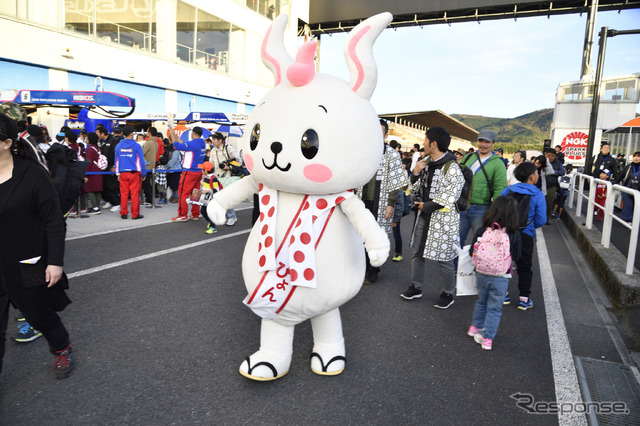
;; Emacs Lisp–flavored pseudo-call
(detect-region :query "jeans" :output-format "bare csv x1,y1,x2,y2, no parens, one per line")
621,190,634,221
459,204,488,246
471,273,509,340
226,208,237,220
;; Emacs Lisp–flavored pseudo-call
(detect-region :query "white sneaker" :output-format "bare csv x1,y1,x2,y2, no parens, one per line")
110,205,121,212
226,217,237,226
103,202,113,209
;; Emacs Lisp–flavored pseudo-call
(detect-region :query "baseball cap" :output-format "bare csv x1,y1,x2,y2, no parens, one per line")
601,168,611,176
495,147,503,153
121,125,135,137
198,161,215,172
477,129,496,142
0,102,28,123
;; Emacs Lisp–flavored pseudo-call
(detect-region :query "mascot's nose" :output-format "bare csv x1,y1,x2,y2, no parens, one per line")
270,142,282,155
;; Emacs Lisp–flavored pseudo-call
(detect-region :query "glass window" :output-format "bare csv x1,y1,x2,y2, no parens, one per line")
64,0,157,52
246,0,290,20
176,1,196,62
603,78,638,102
195,9,231,72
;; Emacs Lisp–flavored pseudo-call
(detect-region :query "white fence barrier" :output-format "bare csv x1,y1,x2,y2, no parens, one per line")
568,172,639,275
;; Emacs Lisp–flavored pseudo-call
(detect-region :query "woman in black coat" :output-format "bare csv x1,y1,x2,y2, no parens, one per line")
0,113,73,379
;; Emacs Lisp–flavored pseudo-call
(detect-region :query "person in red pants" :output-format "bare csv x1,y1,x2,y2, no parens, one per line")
167,122,207,222
115,125,147,220
594,169,611,222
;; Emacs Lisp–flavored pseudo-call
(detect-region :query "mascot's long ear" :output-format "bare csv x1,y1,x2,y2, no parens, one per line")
261,14,294,86
344,12,392,100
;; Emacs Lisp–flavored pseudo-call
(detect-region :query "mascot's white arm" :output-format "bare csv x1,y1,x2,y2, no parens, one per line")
340,196,389,267
207,177,259,225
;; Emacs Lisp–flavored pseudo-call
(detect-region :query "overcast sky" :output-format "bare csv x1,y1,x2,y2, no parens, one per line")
317,9,640,119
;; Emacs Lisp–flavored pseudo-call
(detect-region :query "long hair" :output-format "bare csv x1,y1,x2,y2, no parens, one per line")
482,196,519,233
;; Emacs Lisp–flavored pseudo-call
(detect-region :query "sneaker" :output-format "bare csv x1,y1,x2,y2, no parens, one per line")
205,224,217,234
467,325,483,337
392,254,404,262
121,214,128,219
503,294,511,305
474,333,493,350
14,322,42,342
172,216,188,222
110,205,121,212
226,217,237,226
188,215,199,221
88,207,101,215
80,208,88,214
400,285,422,300
517,297,534,311
363,268,379,284
551,212,557,219
434,291,455,309
132,215,144,220
142,202,152,207
53,344,73,379
103,202,113,209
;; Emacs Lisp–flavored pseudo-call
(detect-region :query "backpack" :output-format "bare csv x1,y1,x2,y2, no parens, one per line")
506,191,532,231
442,160,473,211
472,223,512,276
45,143,89,216
90,145,108,170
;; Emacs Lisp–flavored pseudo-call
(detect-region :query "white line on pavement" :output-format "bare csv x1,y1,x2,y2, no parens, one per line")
536,228,587,426
66,229,251,279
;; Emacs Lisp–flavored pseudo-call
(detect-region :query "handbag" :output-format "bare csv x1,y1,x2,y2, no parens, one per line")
456,245,477,296
91,146,108,170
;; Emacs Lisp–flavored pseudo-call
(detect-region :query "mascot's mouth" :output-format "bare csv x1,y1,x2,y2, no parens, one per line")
262,155,291,172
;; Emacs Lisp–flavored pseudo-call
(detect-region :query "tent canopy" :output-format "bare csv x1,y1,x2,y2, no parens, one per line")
379,110,478,141
605,116,640,134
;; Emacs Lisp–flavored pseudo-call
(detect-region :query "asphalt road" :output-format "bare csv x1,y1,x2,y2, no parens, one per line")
0,203,637,425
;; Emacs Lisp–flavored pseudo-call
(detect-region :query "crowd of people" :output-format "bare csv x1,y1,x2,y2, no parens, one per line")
2,98,638,378
0,103,249,379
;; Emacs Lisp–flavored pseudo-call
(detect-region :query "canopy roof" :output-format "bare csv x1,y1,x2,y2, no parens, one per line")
379,110,478,141
605,116,640,133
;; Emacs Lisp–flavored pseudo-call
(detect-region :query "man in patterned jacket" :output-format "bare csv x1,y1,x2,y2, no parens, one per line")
360,119,408,284
400,127,464,309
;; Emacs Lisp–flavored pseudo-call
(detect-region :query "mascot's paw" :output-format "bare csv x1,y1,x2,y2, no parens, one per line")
166,111,175,130
367,247,389,268
239,350,291,381
206,199,228,226
365,229,391,267
310,342,346,376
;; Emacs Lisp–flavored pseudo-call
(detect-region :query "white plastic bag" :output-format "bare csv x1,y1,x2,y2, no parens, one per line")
456,245,477,296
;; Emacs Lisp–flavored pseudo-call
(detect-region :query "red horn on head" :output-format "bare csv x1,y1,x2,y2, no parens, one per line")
286,41,317,87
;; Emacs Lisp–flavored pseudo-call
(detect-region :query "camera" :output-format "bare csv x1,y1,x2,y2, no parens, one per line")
408,193,423,211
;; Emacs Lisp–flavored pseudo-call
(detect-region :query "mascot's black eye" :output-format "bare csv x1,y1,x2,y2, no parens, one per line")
250,124,260,151
300,129,319,160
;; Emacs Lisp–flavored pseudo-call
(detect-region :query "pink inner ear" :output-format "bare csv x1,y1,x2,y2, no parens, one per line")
348,25,371,94
261,26,282,86
287,41,317,87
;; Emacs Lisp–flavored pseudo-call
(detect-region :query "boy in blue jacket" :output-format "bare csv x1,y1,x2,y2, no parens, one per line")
115,125,147,219
500,162,546,310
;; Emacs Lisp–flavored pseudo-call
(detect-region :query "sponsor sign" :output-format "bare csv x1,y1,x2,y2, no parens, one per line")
561,131,589,161
11,90,134,107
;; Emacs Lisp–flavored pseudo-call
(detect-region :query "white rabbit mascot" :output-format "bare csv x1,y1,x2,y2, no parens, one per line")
207,12,393,381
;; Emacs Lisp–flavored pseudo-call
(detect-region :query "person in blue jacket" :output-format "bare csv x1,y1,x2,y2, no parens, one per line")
115,125,147,219
500,162,546,310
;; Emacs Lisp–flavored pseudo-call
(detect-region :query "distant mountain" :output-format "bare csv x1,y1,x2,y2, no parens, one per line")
452,109,553,145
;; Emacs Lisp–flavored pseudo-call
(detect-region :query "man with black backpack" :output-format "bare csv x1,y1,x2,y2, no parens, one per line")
500,162,546,310
459,130,508,246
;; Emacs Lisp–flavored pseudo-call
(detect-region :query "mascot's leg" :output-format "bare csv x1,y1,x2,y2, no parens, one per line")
239,319,293,381
310,308,346,376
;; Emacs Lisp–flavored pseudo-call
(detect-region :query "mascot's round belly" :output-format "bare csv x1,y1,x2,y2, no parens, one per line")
242,192,365,326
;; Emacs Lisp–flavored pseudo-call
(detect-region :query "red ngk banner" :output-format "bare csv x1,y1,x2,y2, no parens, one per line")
561,131,588,160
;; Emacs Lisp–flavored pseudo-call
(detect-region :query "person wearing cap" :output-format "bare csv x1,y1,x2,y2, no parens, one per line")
0,112,73,378
209,131,239,226
167,118,207,222
591,142,619,182
459,129,508,246
114,125,147,219
453,149,465,164
197,161,222,234
494,147,508,168
595,169,612,222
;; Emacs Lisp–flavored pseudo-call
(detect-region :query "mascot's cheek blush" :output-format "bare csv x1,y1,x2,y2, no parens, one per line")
244,154,254,172
303,164,332,183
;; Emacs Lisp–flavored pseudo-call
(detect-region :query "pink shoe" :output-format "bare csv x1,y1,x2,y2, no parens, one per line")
474,333,493,350
172,216,188,222
467,325,483,337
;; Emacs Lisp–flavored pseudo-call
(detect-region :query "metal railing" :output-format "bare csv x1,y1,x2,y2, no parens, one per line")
568,172,640,274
